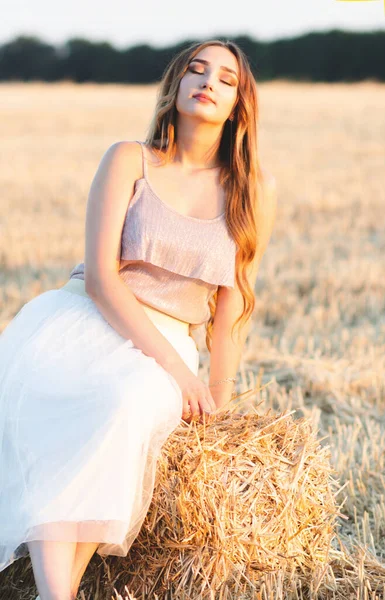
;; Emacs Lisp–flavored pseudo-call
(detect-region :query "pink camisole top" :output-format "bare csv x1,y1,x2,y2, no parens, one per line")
69,141,237,330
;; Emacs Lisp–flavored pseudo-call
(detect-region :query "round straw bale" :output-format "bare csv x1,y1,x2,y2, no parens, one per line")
122,403,340,599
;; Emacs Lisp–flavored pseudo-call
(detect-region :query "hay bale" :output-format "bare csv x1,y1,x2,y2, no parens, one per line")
118,401,340,599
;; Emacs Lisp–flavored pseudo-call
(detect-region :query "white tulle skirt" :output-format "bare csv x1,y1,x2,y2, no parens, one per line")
0,279,199,572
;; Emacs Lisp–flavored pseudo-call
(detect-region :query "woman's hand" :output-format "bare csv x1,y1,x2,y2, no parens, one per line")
166,360,218,423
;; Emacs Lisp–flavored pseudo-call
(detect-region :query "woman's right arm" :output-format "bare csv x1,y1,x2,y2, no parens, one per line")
83,141,216,420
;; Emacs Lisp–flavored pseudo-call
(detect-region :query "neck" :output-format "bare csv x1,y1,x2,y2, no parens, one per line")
173,116,224,170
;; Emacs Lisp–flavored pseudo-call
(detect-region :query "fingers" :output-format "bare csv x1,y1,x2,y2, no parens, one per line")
182,388,218,424
182,404,194,422
180,377,221,424
199,398,214,416
181,398,198,422
199,387,217,415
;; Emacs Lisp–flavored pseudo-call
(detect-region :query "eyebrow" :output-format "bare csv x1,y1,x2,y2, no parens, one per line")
188,58,239,79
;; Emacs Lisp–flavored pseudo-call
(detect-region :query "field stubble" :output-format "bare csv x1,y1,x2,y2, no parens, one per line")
0,81,384,599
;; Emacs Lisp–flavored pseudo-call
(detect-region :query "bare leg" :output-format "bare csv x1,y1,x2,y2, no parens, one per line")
28,540,77,600
70,541,99,598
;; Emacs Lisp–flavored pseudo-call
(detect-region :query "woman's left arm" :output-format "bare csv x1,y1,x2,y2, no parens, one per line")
208,174,278,409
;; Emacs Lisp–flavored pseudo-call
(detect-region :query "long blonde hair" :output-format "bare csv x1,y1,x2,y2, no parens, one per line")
144,39,264,352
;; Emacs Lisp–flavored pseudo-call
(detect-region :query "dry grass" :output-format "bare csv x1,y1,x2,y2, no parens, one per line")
107,402,340,599
0,80,384,599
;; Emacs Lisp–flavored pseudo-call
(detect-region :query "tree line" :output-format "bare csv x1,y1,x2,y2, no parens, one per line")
0,30,384,83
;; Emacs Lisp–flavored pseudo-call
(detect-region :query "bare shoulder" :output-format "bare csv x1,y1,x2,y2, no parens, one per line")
105,139,143,164
94,140,144,185
83,141,145,289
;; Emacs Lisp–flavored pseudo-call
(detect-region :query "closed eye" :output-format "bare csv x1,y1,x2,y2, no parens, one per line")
187,66,234,86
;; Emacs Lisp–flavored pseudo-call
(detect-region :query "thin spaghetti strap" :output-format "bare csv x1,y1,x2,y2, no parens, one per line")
136,141,148,180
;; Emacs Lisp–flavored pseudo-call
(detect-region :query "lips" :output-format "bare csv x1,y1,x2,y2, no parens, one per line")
193,93,215,104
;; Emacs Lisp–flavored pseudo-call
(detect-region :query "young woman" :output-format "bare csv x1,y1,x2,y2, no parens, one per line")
0,39,277,599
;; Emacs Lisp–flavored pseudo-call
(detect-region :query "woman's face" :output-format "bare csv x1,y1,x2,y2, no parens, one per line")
176,45,239,126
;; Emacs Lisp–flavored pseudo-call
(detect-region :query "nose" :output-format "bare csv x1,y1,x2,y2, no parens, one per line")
200,75,215,91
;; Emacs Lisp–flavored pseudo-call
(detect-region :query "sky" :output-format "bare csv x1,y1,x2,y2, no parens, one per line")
1,0,384,49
